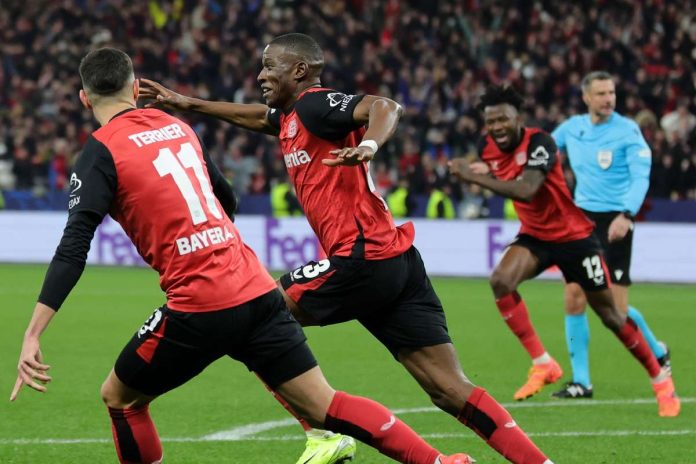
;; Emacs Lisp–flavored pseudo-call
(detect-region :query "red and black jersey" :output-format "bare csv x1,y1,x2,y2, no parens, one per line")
479,128,594,242
41,108,275,312
267,87,414,259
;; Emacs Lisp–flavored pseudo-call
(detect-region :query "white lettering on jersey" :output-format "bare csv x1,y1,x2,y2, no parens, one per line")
527,145,550,167
284,149,311,168
326,92,355,112
128,123,187,148
68,173,82,209
176,225,236,255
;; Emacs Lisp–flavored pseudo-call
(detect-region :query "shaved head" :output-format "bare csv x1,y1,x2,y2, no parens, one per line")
269,33,324,75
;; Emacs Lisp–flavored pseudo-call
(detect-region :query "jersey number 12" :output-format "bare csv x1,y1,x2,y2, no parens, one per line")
153,142,222,225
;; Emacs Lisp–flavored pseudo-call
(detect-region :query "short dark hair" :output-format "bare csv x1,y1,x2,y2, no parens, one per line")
79,48,134,96
581,71,613,92
477,85,524,112
269,33,324,69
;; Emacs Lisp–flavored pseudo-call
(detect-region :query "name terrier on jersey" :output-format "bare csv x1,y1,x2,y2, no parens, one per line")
128,123,186,147
176,225,235,255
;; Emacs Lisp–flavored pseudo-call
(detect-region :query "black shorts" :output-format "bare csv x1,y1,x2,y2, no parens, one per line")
114,289,317,396
512,234,611,291
583,209,633,285
279,246,451,358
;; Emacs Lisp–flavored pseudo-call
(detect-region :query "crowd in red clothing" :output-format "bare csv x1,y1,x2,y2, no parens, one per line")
1,0,695,207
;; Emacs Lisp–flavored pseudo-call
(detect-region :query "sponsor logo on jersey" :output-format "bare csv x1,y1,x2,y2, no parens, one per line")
284,149,311,168
380,415,396,431
597,150,613,169
638,148,651,158
515,151,526,165
175,225,235,255
527,145,550,167
287,118,298,138
128,123,187,148
68,173,82,209
326,92,355,112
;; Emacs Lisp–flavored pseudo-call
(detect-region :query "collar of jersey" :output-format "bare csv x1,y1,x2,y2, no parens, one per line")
109,107,138,122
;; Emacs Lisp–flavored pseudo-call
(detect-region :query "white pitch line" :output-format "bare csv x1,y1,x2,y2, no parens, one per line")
1,397,692,446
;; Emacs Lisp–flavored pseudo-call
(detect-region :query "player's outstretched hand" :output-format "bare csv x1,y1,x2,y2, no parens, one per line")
323,146,375,167
138,78,193,111
10,336,51,401
448,158,477,181
468,161,490,175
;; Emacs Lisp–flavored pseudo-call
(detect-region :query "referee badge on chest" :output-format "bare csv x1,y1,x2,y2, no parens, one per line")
597,150,613,169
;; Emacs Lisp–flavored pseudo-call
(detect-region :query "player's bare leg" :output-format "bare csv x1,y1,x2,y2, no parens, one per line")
490,246,562,400
584,289,680,416
399,344,552,464
101,369,162,464
274,366,473,463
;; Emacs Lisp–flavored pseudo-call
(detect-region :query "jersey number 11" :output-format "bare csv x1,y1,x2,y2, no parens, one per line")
153,142,223,225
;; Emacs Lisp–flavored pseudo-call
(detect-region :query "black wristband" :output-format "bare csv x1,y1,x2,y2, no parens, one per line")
621,210,635,221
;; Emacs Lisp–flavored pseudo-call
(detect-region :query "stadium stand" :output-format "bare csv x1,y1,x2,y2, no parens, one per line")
1,0,695,217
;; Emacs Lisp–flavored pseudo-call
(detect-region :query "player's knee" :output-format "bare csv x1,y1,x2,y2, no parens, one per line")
100,377,149,410
564,285,586,315
489,270,516,298
596,306,625,332
427,380,475,416
100,379,127,409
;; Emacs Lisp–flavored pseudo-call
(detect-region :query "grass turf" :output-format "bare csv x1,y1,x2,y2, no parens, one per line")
0,263,693,463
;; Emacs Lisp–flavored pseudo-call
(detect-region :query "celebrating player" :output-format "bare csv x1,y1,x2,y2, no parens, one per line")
551,71,671,399
448,85,679,417
10,48,476,464
140,33,553,464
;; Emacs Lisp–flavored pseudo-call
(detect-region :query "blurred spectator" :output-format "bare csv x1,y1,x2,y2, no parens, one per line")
660,101,696,144
426,183,456,219
386,176,416,218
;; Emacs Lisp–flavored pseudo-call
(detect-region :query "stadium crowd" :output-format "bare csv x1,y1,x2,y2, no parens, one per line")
1,0,695,214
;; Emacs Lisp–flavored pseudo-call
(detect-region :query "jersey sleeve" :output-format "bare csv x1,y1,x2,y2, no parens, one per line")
525,132,558,174
68,136,117,217
295,90,366,140
551,121,568,152
38,136,117,311
267,107,281,131
475,137,488,160
622,122,652,214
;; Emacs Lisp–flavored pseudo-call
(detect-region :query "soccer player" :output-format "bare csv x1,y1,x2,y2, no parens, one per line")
10,48,476,464
551,71,671,399
448,85,679,417
139,33,553,464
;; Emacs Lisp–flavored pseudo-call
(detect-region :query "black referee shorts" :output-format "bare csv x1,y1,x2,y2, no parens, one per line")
279,246,452,358
582,209,633,285
114,289,317,396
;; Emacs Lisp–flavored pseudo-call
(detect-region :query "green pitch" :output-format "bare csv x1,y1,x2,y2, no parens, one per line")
1,264,693,463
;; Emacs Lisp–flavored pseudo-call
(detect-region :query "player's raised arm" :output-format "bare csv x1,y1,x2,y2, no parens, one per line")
449,157,546,203
139,78,279,136
323,95,403,167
